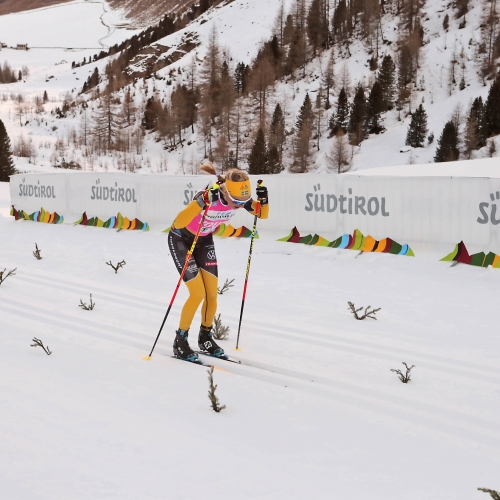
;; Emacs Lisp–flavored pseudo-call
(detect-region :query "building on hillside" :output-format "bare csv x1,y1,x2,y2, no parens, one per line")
16,44,29,51
0,42,7,48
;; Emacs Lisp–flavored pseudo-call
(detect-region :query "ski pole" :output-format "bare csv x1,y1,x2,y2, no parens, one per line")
143,192,211,360
235,180,263,350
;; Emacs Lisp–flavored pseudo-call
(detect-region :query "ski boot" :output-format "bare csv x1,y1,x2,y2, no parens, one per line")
198,325,226,358
173,329,199,362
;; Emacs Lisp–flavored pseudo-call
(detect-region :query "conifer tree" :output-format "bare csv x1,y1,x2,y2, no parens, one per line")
296,92,314,132
249,57,275,129
142,96,159,130
121,88,136,127
326,130,351,173
377,54,396,110
269,103,286,161
398,44,414,89
200,25,222,119
434,121,460,162
348,83,367,145
405,104,428,147
306,0,330,54
248,128,268,175
329,87,349,135
366,81,384,134
466,97,486,151
267,144,283,174
234,62,250,94
220,60,235,140
0,119,16,182
464,117,479,159
484,75,500,137
94,91,120,152
322,49,335,109
293,93,314,172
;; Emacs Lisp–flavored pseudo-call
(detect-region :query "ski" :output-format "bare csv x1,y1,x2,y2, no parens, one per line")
197,351,242,364
169,355,213,367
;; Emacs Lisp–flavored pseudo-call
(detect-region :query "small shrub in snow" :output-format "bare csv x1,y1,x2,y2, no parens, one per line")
33,243,42,260
106,259,126,274
207,367,225,413
390,362,415,383
213,314,229,340
218,278,235,295
347,302,381,320
0,268,16,286
478,488,500,500
31,337,52,355
79,294,95,311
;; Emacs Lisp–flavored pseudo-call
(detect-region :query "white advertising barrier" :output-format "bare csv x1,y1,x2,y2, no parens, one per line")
8,171,500,253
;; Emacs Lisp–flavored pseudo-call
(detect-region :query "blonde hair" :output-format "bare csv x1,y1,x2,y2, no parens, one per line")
224,169,249,182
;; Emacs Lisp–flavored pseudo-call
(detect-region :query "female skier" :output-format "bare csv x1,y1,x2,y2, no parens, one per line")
168,165,269,362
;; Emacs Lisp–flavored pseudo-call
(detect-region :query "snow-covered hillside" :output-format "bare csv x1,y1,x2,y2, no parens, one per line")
1,0,500,174
1,184,500,499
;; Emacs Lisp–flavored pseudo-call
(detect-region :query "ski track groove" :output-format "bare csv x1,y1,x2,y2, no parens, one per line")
15,274,173,315
209,360,500,451
227,356,500,434
22,269,176,309
244,324,500,383
3,296,500,450
19,270,500,383
1,297,152,349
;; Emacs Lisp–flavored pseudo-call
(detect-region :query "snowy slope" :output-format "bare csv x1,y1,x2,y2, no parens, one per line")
349,0,493,170
0,1,141,66
152,0,294,67
1,0,500,176
1,186,500,498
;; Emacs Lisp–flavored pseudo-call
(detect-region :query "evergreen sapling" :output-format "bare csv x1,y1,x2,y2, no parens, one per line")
390,362,415,383
213,313,230,340
207,367,226,413
33,243,42,260
217,279,234,295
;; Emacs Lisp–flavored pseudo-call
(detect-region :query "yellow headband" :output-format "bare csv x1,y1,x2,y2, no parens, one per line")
225,179,251,198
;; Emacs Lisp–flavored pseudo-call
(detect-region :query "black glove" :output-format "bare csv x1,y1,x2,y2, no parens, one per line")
256,183,268,205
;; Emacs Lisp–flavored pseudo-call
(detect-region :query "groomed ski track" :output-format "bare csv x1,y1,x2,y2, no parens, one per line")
1,215,500,499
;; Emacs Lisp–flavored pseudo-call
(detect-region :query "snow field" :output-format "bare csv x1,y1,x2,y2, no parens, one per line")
0,2,107,48
1,185,500,498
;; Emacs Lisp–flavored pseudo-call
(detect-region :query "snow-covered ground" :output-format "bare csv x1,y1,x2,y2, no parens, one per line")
1,182,499,499
348,157,500,177
0,0,139,50
0,0,141,95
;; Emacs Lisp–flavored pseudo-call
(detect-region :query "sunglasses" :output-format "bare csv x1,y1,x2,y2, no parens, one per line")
223,186,250,206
